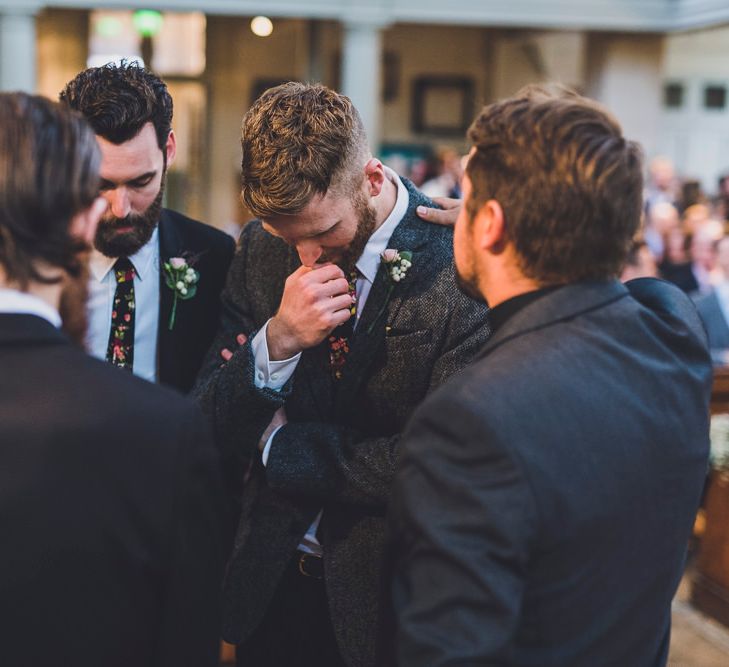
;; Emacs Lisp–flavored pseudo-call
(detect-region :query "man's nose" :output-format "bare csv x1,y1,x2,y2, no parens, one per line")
105,188,131,219
296,241,323,267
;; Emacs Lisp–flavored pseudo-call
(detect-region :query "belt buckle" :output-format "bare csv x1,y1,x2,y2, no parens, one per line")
298,553,324,580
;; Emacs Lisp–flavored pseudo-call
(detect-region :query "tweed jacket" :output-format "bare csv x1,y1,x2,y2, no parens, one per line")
193,178,490,666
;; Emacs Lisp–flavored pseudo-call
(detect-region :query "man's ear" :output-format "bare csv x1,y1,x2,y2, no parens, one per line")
474,199,507,254
165,130,177,167
364,158,385,197
69,196,107,245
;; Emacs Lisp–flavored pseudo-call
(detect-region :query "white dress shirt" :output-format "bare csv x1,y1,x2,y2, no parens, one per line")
86,227,160,383
252,168,409,554
0,289,61,327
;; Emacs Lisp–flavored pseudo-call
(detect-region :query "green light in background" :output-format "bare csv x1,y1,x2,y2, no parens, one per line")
96,16,122,38
133,10,164,38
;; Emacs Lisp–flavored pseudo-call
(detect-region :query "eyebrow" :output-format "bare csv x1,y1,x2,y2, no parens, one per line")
99,171,157,189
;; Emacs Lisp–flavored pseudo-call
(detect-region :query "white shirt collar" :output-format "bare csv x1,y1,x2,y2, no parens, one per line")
89,226,159,283
0,288,62,328
356,167,409,284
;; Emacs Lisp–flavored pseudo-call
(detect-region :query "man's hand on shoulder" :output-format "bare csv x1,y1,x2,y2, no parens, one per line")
267,264,354,360
416,197,462,227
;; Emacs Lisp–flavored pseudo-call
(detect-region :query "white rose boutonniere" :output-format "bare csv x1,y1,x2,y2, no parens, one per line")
367,249,413,334
163,256,199,330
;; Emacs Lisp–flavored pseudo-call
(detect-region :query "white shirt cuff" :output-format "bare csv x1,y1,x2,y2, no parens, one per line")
261,424,284,466
251,319,301,390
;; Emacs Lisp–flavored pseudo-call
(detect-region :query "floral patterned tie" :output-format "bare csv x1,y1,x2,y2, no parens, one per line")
106,257,136,371
328,271,358,381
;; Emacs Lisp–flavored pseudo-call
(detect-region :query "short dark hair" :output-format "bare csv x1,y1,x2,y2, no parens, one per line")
0,92,101,287
241,82,368,218
466,85,644,283
59,61,173,150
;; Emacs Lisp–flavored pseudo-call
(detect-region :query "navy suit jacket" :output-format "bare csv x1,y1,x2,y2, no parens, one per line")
0,314,229,667
388,278,711,666
157,209,235,393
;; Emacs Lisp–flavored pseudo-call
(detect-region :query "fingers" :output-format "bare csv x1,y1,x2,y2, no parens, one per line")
416,203,460,227
329,293,356,314
297,262,345,283
219,332,248,363
320,277,351,298
430,196,462,210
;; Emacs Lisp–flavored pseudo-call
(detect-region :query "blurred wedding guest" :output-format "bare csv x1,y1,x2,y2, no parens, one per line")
621,238,658,281
60,62,234,392
689,230,720,295
0,92,228,667
644,200,680,260
387,86,711,666
421,147,464,199
695,236,729,365
645,155,679,212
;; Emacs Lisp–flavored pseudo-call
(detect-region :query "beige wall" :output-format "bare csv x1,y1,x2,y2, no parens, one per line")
380,23,491,150
585,33,665,159
36,8,88,100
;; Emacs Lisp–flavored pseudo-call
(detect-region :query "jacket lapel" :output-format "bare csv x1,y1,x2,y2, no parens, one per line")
157,210,183,387
334,180,431,409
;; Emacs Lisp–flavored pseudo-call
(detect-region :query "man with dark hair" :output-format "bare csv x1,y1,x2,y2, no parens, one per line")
194,82,489,666
0,92,227,667
60,61,235,392
387,86,712,665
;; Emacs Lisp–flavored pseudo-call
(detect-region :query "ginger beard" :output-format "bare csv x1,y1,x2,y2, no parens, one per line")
94,179,165,258
326,190,377,276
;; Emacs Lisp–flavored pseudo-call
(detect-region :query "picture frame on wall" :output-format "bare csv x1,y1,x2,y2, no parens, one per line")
411,76,475,136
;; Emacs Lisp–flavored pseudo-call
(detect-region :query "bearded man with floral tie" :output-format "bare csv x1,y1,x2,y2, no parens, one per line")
60,61,234,392
194,82,490,667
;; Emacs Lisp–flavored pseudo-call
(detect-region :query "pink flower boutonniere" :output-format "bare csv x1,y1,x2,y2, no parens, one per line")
367,249,413,334
163,256,199,330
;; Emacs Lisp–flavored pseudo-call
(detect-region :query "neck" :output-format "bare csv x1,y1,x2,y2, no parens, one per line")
0,267,64,312
481,270,543,309
372,174,398,232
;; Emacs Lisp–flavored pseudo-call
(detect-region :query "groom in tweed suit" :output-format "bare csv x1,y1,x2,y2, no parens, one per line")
194,83,489,667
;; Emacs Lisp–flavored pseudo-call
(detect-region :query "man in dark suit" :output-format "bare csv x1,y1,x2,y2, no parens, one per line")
60,62,235,393
388,86,712,666
695,236,729,365
194,82,490,666
0,92,227,667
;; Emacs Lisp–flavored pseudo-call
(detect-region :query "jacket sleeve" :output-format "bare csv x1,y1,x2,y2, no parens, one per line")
154,406,231,667
264,291,490,509
388,390,538,665
192,224,289,495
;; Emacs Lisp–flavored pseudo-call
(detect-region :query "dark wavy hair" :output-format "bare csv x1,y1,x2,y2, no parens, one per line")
0,92,101,287
466,84,644,283
59,60,173,150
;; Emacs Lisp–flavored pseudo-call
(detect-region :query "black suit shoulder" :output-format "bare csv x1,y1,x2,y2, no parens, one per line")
161,208,235,254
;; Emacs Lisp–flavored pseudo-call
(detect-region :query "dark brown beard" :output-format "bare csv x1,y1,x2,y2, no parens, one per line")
59,255,90,347
331,192,377,276
94,180,164,258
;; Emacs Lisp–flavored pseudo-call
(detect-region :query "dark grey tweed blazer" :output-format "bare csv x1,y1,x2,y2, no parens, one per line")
193,178,490,667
